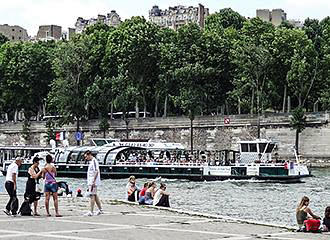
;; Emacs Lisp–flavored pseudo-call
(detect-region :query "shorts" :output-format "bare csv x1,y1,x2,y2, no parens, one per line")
88,185,97,196
44,183,58,193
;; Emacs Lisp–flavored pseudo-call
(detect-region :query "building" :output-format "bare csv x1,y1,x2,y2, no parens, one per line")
0,24,29,41
256,9,287,26
74,10,121,34
37,25,62,40
288,19,303,28
149,4,209,30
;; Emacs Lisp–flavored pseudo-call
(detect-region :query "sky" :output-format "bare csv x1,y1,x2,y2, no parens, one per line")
1,0,330,36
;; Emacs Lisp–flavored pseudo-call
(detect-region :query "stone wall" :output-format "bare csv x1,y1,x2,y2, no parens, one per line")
0,112,330,164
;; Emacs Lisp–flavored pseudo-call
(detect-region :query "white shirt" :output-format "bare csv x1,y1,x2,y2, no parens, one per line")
6,162,18,182
153,189,162,206
87,157,101,186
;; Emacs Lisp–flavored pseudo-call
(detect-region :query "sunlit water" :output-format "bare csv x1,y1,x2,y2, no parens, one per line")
1,168,329,227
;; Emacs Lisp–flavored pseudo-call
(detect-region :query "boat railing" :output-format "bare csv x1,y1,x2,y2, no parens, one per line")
114,161,208,167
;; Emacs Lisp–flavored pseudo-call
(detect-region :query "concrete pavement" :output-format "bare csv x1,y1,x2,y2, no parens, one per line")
0,194,328,240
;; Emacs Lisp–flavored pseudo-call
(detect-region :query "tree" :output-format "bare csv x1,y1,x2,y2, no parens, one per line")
290,107,306,155
0,41,55,121
205,8,246,32
48,36,93,145
86,76,113,137
104,17,160,118
172,64,211,152
0,33,8,46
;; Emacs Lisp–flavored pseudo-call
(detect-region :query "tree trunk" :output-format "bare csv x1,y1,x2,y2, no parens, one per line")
143,96,147,118
287,96,291,113
251,89,255,114
190,115,194,154
125,119,129,139
282,85,287,113
110,101,114,120
295,129,299,156
135,101,139,118
14,110,18,122
238,97,241,115
163,95,168,118
154,92,159,117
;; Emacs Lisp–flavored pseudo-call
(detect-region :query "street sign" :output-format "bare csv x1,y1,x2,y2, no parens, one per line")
75,131,83,141
224,117,230,125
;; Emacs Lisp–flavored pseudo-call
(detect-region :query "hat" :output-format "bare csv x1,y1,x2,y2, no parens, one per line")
15,157,23,161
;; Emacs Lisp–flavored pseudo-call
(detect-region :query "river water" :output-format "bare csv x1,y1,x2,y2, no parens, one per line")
0,168,329,227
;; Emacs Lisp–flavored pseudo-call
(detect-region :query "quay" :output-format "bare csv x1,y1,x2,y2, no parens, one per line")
0,194,328,240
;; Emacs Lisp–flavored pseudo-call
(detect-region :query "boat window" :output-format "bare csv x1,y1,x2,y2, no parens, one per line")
68,152,79,163
259,143,267,153
241,144,248,152
249,144,257,152
266,144,275,153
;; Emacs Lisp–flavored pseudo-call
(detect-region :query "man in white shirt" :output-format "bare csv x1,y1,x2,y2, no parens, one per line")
4,157,22,216
84,150,103,216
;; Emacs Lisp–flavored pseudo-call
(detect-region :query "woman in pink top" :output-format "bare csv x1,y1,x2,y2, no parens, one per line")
42,155,61,217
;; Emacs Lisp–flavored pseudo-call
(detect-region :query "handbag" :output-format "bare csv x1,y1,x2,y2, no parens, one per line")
35,183,42,193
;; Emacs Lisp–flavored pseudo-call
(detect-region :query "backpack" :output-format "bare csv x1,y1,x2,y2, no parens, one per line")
304,219,321,232
19,200,32,216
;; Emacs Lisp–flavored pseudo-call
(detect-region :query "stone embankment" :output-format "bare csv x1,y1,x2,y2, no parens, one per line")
1,112,330,166
0,194,328,240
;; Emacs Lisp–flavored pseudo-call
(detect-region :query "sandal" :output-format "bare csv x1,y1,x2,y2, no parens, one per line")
33,213,41,216
55,214,62,217
46,214,51,217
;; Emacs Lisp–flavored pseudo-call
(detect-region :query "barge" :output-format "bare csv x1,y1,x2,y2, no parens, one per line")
1,139,311,182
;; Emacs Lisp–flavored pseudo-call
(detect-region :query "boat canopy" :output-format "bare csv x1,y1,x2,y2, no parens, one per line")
54,146,145,165
238,139,277,164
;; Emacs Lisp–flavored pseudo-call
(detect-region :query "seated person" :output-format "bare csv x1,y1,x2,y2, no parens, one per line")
144,182,156,205
57,181,72,196
77,189,83,197
296,196,321,230
138,182,149,205
153,183,170,207
126,176,139,202
323,206,330,231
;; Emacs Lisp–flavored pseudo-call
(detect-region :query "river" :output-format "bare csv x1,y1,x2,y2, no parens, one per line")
1,168,329,227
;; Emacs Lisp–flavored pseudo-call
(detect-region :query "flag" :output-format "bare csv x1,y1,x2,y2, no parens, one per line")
55,132,65,141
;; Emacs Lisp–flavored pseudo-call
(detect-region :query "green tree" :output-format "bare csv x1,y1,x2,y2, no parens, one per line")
0,33,8,46
104,17,160,118
86,75,113,137
290,107,306,155
205,8,246,32
172,64,211,152
48,36,93,145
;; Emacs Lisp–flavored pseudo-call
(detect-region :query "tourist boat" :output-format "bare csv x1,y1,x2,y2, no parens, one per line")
0,139,311,182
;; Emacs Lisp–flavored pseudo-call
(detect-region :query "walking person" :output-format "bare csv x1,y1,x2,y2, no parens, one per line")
24,157,43,216
84,150,103,216
4,157,22,216
43,154,61,217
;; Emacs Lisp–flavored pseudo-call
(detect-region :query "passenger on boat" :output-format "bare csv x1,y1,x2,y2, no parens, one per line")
127,176,139,202
153,183,170,207
296,196,321,230
144,182,157,205
43,154,62,217
24,157,43,216
323,206,330,231
138,182,149,205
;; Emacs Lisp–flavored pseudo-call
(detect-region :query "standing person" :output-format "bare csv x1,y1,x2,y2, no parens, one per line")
84,150,103,216
153,183,170,207
24,157,43,216
43,154,61,217
4,157,22,216
296,196,320,229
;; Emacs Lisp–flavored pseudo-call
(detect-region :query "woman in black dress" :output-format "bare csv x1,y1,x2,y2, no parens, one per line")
24,157,42,216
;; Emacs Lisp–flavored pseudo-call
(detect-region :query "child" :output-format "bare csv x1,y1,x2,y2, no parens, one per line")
323,206,330,232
